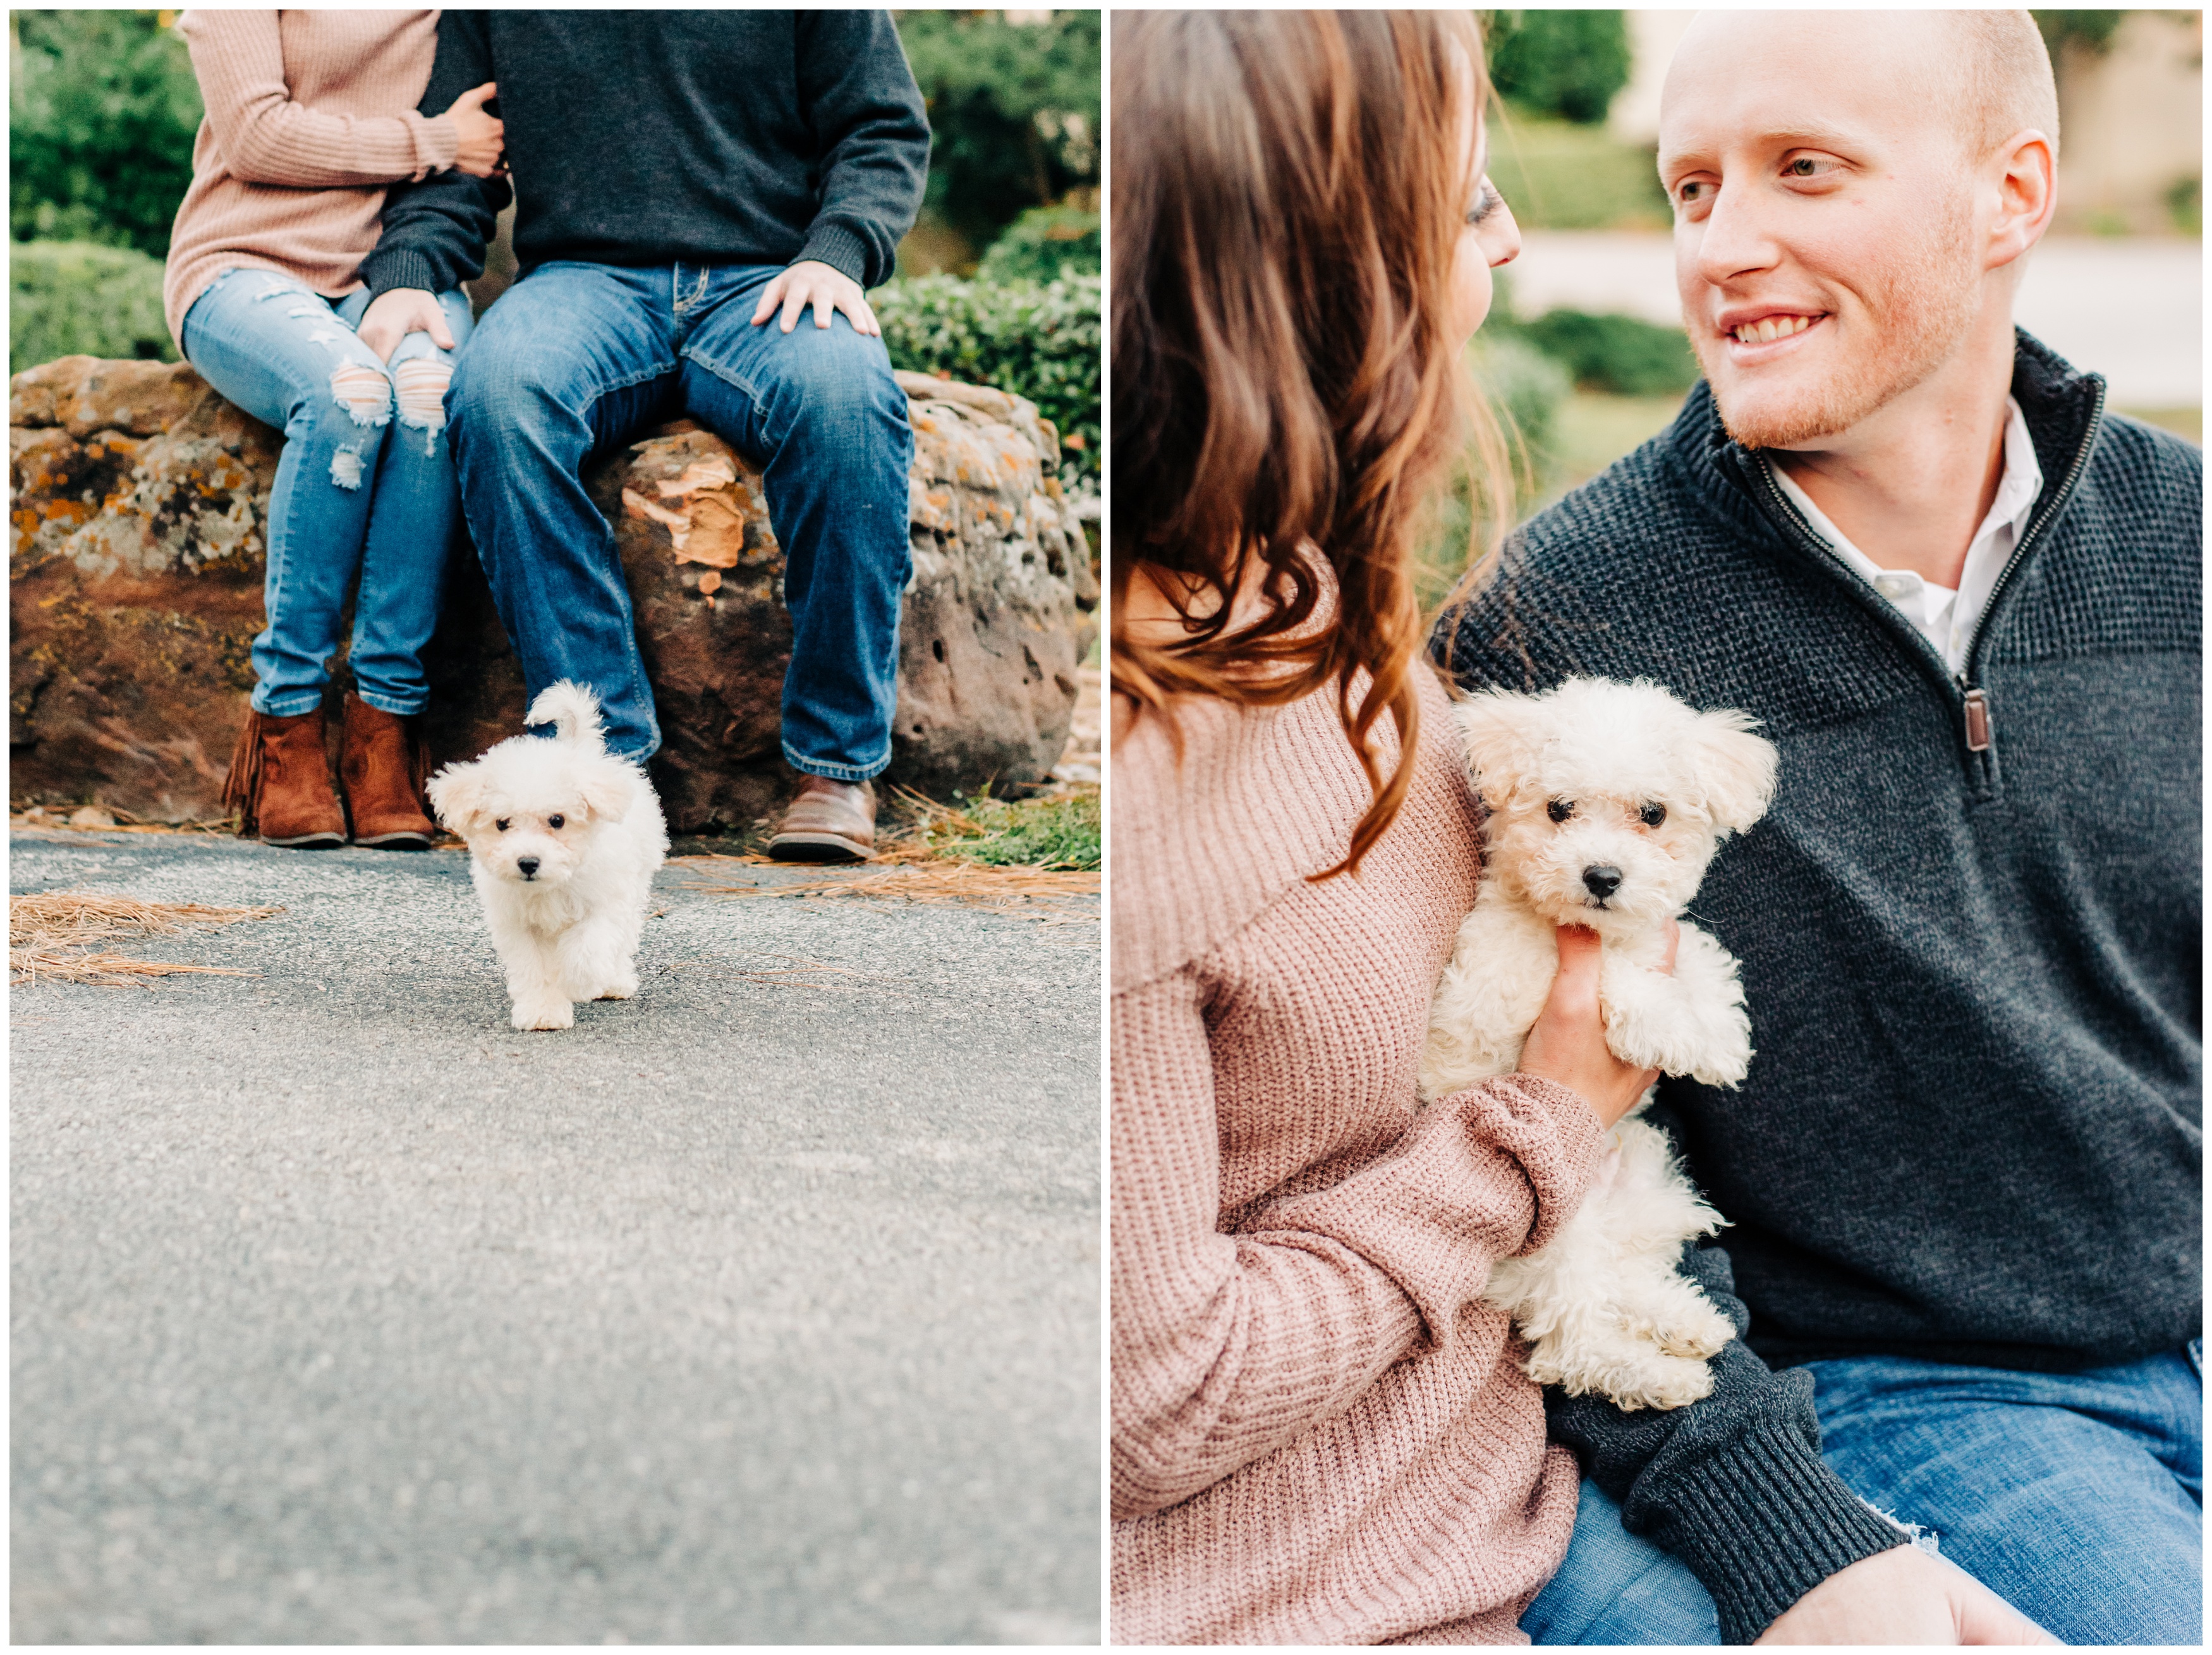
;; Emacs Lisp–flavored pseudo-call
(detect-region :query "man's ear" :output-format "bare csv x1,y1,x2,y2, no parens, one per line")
1454,688,1544,807
425,762,483,836
577,760,632,824
1690,709,1778,835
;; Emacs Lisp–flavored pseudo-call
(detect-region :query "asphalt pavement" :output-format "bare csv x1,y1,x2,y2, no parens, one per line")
9,830,1100,1644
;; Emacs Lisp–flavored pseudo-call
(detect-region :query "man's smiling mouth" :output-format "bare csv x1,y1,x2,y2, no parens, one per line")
1727,312,1826,346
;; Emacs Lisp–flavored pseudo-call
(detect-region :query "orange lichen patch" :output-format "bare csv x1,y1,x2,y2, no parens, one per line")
696,570,722,595
620,451,752,569
655,456,738,497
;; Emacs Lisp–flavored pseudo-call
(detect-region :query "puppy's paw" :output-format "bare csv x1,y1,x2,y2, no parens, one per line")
1603,1353,1717,1412
1643,1299,1736,1360
594,977,636,1002
510,996,574,1032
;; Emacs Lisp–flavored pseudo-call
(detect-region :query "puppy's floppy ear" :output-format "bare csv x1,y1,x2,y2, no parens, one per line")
425,761,485,836
1689,709,1778,835
1454,688,1545,806
576,759,633,824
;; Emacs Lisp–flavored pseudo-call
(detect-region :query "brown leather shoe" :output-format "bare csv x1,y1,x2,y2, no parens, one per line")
339,692,436,849
767,775,877,862
222,705,345,848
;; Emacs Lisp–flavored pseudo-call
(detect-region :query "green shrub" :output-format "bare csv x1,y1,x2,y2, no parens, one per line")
911,786,1100,871
894,9,1100,257
9,239,176,373
976,204,1100,284
11,11,204,257
875,273,1101,488
1486,10,1632,125
1517,310,1699,397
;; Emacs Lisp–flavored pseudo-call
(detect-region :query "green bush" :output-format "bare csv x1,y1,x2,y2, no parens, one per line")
875,273,1101,488
1412,334,1573,614
976,204,1100,284
11,11,204,257
894,10,1100,257
9,239,176,373
1486,11,1632,125
1516,310,1698,397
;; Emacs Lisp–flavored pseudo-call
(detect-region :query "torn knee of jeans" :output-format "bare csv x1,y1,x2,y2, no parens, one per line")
328,363,392,427
329,448,366,489
391,357,453,435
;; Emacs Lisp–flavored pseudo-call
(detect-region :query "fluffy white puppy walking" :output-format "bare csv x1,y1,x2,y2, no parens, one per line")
1421,676,1778,1410
426,681,669,1032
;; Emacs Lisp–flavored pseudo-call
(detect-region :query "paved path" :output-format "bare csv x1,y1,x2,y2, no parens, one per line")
10,832,1099,1644
1510,232,2203,407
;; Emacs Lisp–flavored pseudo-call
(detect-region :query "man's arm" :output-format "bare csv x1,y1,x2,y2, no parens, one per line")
358,10,509,302
1547,1243,1909,1642
789,10,930,290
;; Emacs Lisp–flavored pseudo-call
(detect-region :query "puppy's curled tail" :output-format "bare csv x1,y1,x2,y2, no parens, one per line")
527,680,608,754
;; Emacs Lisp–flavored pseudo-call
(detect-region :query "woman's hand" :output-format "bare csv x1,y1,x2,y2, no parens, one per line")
440,82,504,178
1517,924,1674,1129
1756,1544,2060,1644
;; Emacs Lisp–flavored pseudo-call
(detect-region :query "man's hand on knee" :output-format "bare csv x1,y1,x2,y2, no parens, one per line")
358,289,456,364
751,259,880,337
1756,1544,2060,1646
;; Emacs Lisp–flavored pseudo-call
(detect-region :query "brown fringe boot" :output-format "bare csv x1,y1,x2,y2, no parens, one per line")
339,692,436,849
222,705,346,848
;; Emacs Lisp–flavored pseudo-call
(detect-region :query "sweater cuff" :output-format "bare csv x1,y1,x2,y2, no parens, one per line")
796,221,873,288
362,250,441,300
411,111,459,178
1631,1414,1911,1644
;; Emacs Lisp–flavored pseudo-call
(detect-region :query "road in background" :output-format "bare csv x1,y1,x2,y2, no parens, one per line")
11,832,1099,1644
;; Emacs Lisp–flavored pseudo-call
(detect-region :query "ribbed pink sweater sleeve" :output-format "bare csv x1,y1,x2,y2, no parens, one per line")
1111,967,1601,1522
179,9,456,188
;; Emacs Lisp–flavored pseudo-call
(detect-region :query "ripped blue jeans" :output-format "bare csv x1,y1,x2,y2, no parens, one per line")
179,267,473,717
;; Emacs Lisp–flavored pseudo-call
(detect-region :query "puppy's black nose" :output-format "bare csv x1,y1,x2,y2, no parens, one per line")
517,857,540,879
1582,864,1622,900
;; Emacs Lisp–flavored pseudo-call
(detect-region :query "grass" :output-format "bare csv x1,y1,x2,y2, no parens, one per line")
10,891,283,987
893,785,1100,871
1484,110,1671,232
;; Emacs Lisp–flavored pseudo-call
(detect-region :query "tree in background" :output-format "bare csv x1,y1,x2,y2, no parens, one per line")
10,10,202,254
1484,10,1632,125
894,9,1099,267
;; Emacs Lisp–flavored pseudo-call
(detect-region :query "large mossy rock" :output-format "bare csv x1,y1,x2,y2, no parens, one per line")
9,357,1097,829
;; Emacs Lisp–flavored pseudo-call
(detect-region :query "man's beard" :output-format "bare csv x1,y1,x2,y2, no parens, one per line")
1697,196,1982,451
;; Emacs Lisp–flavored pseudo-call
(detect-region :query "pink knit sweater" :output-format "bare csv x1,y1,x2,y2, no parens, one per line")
164,9,459,344
1110,664,1603,1645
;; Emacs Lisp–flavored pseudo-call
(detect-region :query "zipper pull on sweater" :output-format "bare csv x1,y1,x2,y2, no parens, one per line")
1964,688,1993,752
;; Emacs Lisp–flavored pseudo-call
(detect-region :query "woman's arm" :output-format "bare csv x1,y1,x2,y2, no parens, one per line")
1110,967,1605,1520
178,10,456,188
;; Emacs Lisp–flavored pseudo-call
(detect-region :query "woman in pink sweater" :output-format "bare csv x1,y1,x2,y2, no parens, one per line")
165,11,502,850
1109,12,2052,1646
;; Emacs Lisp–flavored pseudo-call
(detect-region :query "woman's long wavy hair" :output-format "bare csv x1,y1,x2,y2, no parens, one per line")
1111,9,1504,879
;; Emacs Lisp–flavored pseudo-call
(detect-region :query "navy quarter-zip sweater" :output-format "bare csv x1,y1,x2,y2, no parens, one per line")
362,11,929,298
1440,332,2201,1373
1428,334,2199,1638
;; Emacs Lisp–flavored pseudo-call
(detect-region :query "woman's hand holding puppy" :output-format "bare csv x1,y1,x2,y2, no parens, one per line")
1519,921,1677,1128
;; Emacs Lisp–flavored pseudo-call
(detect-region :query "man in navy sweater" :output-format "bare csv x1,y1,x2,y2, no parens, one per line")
356,12,930,861
1445,12,2201,1646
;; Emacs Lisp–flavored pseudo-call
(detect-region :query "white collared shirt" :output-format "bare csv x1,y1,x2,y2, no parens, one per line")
1770,397,2045,675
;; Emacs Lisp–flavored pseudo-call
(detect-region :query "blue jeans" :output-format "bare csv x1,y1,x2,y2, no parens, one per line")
1522,1476,1722,1644
445,260,915,773
179,268,472,717
1808,1343,2204,1646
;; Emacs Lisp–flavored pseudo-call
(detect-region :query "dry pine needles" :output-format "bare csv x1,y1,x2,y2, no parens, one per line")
10,891,283,987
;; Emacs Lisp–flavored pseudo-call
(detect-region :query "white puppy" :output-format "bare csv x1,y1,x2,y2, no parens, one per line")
426,681,669,1032
1421,676,1778,1410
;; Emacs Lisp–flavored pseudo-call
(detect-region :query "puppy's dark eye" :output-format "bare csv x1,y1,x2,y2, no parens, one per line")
1639,803,1667,828
494,817,511,833
548,814,565,829
1547,799,1574,824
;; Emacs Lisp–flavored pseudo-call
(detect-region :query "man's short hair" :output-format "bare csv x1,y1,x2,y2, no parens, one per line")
1952,10,2060,159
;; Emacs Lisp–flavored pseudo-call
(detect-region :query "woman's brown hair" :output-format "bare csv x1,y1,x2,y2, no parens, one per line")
1110,9,1501,877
